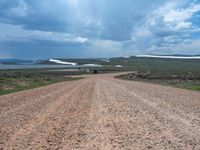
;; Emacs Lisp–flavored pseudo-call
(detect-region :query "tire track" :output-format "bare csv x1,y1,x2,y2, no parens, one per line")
1,73,200,150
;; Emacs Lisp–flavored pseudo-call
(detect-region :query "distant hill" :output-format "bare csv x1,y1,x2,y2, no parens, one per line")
1,55,200,66
0,59,36,65
39,58,107,65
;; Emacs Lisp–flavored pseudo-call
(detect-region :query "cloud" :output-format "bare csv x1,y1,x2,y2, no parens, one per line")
144,39,200,55
10,0,28,17
0,22,90,45
131,0,200,54
0,52,11,59
0,0,200,59
0,0,164,40
162,3,200,30
68,0,79,6
72,37,89,43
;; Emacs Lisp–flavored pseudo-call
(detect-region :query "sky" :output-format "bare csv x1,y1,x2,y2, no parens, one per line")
0,0,200,59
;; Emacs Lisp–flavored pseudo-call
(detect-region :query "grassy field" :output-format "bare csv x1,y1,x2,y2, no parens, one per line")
116,73,200,91
0,69,84,95
1,57,200,94
0,66,125,95
116,70,200,91
99,57,200,91
108,57,200,91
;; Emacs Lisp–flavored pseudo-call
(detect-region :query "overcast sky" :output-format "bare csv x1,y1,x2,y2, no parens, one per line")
0,0,200,59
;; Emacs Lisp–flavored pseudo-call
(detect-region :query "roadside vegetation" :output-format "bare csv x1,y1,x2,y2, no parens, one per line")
116,71,200,91
103,57,200,91
1,57,200,94
0,69,83,95
112,57,200,91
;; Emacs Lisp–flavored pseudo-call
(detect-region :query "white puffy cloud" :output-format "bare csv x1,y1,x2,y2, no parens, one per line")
131,0,200,54
73,37,89,43
163,3,200,30
64,36,89,44
0,22,90,44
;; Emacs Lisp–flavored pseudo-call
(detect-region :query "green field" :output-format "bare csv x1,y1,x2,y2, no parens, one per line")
113,57,200,91
0,69,84,95
1,57,200,95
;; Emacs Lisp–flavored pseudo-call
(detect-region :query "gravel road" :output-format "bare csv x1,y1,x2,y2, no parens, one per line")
0,73,200,150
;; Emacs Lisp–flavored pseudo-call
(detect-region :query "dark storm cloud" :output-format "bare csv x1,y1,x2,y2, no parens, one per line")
0,0,200,59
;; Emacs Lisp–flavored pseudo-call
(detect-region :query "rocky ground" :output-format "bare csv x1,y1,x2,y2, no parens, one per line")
0,73,200,150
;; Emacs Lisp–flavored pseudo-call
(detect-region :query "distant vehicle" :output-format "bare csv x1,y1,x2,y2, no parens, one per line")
93,70,98,74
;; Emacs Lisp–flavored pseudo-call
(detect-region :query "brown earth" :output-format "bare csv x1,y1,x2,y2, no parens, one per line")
0,73,200,150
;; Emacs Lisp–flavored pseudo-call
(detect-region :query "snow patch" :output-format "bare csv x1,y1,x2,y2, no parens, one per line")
101,59,110,62
116,65,123,68
123,56,130,58
83,64,102,67
49,59,77,65
136,55,200,59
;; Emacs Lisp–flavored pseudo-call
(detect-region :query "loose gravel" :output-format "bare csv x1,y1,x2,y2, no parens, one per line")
0,73,200,150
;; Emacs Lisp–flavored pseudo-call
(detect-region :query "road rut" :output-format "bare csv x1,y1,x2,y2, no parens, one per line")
0,73,200,149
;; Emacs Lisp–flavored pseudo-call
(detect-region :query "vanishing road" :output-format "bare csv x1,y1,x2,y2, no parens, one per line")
0,73,200,150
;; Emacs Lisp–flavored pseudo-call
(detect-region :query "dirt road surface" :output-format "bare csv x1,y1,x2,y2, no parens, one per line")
1,73,200,150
